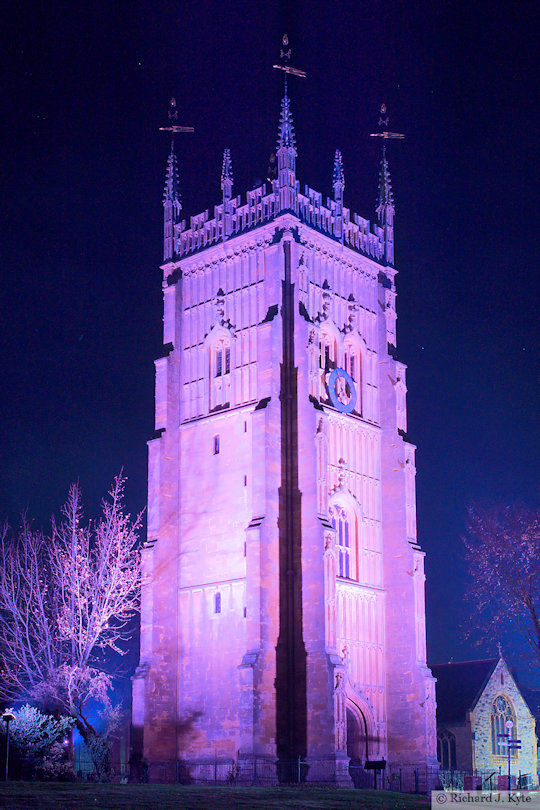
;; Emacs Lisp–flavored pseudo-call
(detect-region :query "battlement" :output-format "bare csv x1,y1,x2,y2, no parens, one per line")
172,180,385,261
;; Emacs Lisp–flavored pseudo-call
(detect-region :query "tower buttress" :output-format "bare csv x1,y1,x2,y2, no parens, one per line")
377,145,395,265
163,142,181,262
221,148,233,239
332,149,345,241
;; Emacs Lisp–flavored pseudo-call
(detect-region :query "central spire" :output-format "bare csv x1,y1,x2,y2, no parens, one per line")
272,35,305,211
277,90,296,151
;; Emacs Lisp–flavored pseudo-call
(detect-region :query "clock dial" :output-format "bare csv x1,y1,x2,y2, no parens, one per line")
328,368,357,414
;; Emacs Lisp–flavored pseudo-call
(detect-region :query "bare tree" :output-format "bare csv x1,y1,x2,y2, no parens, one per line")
463,504,540,663
0,476,141,775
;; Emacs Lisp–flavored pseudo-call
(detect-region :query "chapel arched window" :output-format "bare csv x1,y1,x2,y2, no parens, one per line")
437,729,457,770
491,695,516,757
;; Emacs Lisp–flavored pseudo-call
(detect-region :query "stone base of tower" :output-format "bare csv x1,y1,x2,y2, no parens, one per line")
304,754,353,787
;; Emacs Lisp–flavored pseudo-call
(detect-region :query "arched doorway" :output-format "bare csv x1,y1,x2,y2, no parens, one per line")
347,705,369,787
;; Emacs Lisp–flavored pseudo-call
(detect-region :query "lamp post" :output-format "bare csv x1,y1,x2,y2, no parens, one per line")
498,719,521,790
2,712,15,781
506,719,513,789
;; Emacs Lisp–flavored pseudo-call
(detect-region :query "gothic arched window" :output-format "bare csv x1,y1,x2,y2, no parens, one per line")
437,729,457,770
319,330,337,400
319,331,337,374
491,695,516,757
329,504,357,580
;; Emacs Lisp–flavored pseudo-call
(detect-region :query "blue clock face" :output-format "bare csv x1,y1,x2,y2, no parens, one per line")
328,368,357,414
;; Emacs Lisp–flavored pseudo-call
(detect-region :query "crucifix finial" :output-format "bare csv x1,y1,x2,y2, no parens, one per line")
273,34,307,82
370,103,404,141
159,97,195,149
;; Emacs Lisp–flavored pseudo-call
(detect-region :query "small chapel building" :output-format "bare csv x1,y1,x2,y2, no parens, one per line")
432,657,538,788
132,63,437,784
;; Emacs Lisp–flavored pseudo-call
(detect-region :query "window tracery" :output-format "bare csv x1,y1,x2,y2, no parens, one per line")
491,695,516,756
329,504,357,580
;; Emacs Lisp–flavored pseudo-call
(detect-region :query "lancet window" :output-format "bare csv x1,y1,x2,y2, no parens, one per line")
209,335,231,411
491,695,516,756
215,343,230,377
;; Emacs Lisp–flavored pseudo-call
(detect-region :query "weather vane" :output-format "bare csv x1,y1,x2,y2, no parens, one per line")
272,34,306,79
159,97,195,137
370,103,404,140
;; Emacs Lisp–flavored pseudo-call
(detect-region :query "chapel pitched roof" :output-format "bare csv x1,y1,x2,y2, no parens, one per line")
430,659,498,723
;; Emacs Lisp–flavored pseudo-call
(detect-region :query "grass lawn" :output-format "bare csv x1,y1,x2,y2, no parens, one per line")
0,782,431,809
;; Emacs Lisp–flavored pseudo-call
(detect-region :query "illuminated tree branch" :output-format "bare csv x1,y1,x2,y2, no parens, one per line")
462,504,540,664
0,475,142,777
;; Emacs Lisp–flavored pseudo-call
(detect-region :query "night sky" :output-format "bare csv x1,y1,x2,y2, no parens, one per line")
2,2,539,688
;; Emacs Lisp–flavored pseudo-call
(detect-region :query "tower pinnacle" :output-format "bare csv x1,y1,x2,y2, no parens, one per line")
160,98,193,261
377,144,394,216
333,149,345,191
277,91,296,151
371,104,403,265
221,147,234,193
333,149,345,241
221,148,234,239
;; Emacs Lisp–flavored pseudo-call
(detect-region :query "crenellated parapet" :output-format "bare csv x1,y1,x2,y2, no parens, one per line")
170,181,386,263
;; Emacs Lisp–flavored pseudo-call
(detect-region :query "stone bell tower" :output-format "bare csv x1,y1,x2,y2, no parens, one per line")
132,54,437,784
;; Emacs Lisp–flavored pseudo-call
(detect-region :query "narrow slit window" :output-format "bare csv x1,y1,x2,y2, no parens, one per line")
214,592,221,614
214,435,220,455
